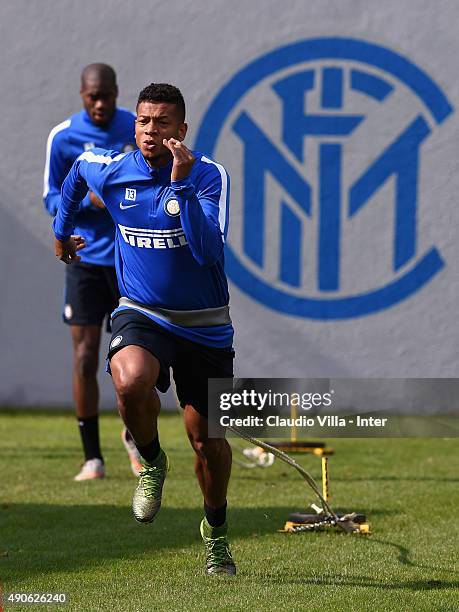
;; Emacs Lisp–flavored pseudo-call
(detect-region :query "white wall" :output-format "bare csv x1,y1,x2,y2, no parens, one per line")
0,0,457,408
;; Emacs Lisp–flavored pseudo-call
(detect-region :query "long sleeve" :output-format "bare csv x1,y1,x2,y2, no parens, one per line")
43,121,99,217
43,121,72,217
52,158,90,240
52,148,120,241
172,158,230,266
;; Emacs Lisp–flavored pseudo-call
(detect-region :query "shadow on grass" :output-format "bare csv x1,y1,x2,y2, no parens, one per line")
0,503,291,582
367,538,459,577
2,503,457,591
256,571,458,591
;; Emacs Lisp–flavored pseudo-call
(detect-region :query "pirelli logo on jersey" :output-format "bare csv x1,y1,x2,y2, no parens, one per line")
118,224,188,249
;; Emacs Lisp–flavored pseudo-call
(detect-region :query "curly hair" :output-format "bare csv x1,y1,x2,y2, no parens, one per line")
137,83,185,122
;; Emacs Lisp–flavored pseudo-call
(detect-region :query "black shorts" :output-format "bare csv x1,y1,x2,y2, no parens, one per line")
63,262,119,330
107,309,234,417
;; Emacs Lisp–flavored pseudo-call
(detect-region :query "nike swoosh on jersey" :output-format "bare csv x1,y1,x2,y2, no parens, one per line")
119,202,140,210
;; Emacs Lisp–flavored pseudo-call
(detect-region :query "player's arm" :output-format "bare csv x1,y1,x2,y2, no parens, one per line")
43,126,72,216
43,126,103,214
164,139,229,266
52,149,112,262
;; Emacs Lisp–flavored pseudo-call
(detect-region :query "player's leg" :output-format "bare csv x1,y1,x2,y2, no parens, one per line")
71,324,101,420
110,345,161,445
175,343,236,576
102,266,142,476
183,405,232,508
70,324,105,480
64,263,107,481
183,405,235,576
108,312,176,522
110,345,169,523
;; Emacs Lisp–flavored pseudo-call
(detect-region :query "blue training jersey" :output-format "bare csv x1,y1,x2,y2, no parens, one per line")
43,108,136,266
52,148,233,348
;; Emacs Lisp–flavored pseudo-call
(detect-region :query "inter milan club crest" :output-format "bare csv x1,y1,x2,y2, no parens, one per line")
194,37,453,320
164,198,180,216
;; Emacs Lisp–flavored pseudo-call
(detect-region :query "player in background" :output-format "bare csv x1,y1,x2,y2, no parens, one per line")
43,63,142,481
52,83,236,576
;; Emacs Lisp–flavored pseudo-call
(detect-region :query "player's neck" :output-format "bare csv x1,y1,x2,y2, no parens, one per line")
145,152,173,169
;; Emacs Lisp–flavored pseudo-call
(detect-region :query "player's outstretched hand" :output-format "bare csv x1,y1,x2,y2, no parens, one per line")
55,235,86,265
163,138,195,182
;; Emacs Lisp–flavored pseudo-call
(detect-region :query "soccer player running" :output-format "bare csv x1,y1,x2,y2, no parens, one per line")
52,84,236,576
43,64,142,481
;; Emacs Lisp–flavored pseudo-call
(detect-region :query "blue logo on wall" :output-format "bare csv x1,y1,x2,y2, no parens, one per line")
194,38,453,319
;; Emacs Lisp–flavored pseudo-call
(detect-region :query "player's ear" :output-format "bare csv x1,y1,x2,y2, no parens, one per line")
178,122,188,141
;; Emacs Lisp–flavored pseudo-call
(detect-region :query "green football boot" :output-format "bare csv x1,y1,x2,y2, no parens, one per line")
132,449,169,523
200,518,236,576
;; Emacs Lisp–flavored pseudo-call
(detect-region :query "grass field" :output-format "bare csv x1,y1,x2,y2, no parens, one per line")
0,410,458,612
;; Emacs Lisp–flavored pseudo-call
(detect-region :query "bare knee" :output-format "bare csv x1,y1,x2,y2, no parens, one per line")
189,435,227,459
114,367,152,405
71,326,100,380
73,344,98,379
111,348,159,417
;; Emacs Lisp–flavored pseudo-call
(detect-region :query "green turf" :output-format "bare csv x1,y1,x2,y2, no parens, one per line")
0,411,457,612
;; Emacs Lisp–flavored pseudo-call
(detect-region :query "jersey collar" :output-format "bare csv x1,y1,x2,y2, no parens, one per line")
136,149,173,182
